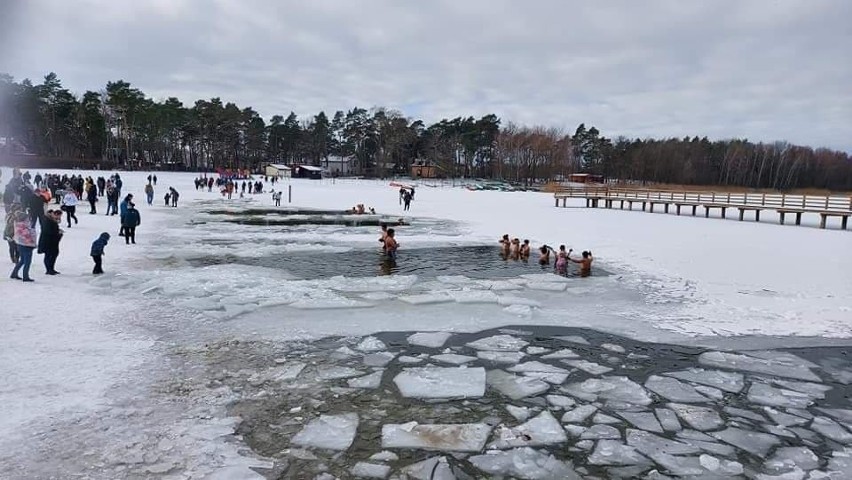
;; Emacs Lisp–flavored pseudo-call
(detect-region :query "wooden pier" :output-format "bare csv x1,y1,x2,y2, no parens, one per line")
554,187,852,230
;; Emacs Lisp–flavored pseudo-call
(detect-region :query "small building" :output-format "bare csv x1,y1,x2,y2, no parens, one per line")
568,173,604,184
411,163,438,178
322,155,355,176
292,165,323,180
265,164,292,178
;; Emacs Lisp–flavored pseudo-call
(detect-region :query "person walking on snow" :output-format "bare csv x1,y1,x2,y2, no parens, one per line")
61,189,79,228
86,182,98,214
144,183,154,206
90,232,110,274
122,203,141,244
119,194,133,237
169,187,179,207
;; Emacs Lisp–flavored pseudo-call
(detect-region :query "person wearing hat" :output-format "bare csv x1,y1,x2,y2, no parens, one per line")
122,202,141,245
119,193,134,237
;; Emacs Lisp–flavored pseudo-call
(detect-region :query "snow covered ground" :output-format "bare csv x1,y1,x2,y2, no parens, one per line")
0,167,850,479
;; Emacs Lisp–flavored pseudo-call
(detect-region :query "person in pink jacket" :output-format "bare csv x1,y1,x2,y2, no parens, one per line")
10,210,37,282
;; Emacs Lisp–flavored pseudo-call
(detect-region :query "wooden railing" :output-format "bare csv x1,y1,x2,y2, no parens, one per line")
554,187,852,212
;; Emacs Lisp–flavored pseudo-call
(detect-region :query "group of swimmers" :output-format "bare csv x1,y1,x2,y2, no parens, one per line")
349,204,375,215
499,234,594,277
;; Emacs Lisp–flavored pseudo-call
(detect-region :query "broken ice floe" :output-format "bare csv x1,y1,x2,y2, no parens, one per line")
291,413,359,451
644,375,709,403
667,403,724,431
486,370,550,400
563,377,652,406
469,447,581,480
407,332,453,348
382,422,492,452
476,350,526,364
394,367,486,399
663,368,744,393
466,335,529,351
561,359,613,375
698,351,821,382
347,370,384,389
488,411,567,449
350,462,390,479
400,456,455,480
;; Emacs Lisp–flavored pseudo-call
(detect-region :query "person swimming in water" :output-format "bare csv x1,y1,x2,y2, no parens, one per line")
538,245,551,266
379,223,388,254
569,250,594,277
555,245,571,276
510,238,521,260
520,239,531,261
384,228,399,260
499,234,511,259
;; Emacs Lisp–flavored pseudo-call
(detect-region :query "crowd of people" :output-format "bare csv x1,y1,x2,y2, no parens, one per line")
1,168,167,282
499,234,594,277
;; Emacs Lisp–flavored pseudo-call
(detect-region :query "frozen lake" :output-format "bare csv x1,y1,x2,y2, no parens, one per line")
1,169,851,478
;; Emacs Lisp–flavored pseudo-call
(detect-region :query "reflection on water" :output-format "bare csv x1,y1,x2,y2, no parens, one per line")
188,245,609,280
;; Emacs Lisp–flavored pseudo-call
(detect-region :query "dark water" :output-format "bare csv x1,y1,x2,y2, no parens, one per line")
187,245,610,280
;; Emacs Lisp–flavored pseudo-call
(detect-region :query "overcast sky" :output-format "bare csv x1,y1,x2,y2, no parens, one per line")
2,0,850,150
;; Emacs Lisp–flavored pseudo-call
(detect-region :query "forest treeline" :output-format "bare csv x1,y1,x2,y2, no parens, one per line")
1,72,850,190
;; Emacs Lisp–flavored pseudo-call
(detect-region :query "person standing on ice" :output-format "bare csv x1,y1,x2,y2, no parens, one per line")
153,174,158,186
144,182,154,205
106,183,119,216
90,232,110,275
169,187,180,207
97,176,106,196
10,210,37,282
118,194,133,237
122,203,141,245
86,181,98,214
4,203,21,265
38,209,63,275
61,189,79,228
402,190,412,211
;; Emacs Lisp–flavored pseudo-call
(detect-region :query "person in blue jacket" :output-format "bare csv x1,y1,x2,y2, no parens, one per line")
122,203,141,244
119,194,133,237
90,232,110,274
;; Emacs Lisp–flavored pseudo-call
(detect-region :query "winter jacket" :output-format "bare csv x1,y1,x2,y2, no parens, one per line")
86,185,98,202
122,208,141,227
13,220,37,247
62,192,78,207
119,199,129,217
91,233,110,256
3,213,15,241
38,218,61,254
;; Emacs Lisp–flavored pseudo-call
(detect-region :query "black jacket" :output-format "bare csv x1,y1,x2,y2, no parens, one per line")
38,219,61,254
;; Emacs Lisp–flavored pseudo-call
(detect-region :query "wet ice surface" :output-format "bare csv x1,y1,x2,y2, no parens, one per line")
160,325,852,480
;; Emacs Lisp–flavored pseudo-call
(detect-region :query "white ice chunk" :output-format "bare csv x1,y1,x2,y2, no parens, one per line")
469,447,581,480
564,377,652,406
488,411,567,449
466,335,529,352
619,412,664,433
763,407,808,427
363,352,396,367
723,406,766,423
561,405,598,423
477,279,524,291
811,416,852,443
667,403,724,431
382,422,492,452
356,336,388,352
368,451,399,462
394,367,486,399
317,366,364,380
645,375,709,403
664,368,744,393
508,361,569,374
555,335,590,345
521,273,573,283
359,291,398,301
432,353,477,365
765,446,820,472
347,370,384,389
526,347,550,355
646,453,704,476
601,343,626,353
450,290,500,304
580,424,621,440
655,408,682,432
506,405,534,422
398,293,453,305
400,456,456,480
407,332,453,348
748,382,815,409
546,395,575,409
772,379,831,398
398,355,425,364
526,282,568,292
436,275,472,285
711,427,781,456
477,350,525,364
351,462,390,479
701,454,744,475
486,370,550,400
541,349,580,360
291,413,359,451
694,385,724,400
504,304,533,316
698,351,821,382
588,440,651,466
593,413,621,424
816,408,852,426
626,429,701,456
561,359,614,375
249,363,306,383
523,372,569,384
563,425,587,437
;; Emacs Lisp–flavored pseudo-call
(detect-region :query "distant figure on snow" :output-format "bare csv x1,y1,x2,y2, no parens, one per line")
90,232,110,275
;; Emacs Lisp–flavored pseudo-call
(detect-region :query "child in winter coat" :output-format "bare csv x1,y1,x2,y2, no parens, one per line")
90,232,110,274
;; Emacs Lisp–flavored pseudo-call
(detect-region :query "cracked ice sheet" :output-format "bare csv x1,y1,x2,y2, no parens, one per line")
407,332,453,348
663,368,744,393
487,370,550,400
291,413,359,451
394,367,486,399
466,335,529,351
698,351,821,382
562,377,652,406
382,422,492,452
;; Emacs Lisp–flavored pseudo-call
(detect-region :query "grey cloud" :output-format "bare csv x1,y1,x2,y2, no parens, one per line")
5,0,851,150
